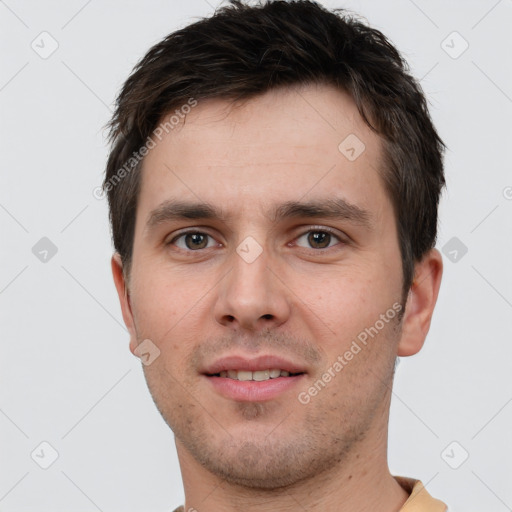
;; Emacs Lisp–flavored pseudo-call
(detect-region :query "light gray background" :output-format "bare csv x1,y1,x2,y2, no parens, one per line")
1,0,511,510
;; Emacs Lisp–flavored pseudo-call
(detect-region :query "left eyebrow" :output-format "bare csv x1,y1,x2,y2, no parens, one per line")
272,198,374,229
144,197,374,233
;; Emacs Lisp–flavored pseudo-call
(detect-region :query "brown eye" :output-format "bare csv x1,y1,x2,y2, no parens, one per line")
308,231,331,249
185,233,208,249
172,232,215,250
295,229,342,250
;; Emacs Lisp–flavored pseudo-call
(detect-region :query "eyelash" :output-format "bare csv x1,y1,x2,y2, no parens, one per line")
167,226,346,252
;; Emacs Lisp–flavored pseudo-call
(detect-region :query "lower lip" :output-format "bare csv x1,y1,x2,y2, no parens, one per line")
204,374,305,402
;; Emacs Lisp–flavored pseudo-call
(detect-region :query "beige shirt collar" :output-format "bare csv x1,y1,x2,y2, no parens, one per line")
395,476,448,511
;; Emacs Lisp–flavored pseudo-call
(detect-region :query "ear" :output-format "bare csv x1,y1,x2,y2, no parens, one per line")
111,253,138,356
397,248,443,357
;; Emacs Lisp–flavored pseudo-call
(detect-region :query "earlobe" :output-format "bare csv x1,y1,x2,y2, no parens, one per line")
397,248,443,357
111,253,138,356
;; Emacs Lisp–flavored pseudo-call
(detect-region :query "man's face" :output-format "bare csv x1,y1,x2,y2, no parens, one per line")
118,83,407,488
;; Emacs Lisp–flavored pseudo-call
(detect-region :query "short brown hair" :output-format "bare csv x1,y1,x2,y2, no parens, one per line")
103,0,445,298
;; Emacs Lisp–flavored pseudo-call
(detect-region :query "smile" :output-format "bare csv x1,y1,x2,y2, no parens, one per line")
211,369,303,381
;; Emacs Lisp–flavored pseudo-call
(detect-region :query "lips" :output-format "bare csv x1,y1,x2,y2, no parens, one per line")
217,369,295,381
202,354,307,401
201,354,307,376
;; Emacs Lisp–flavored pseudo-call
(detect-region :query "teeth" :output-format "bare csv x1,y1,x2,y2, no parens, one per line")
237,370,253,381
217,369,296,381
253,370,270,381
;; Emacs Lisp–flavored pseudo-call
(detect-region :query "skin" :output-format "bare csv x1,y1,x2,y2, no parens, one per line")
112,82,443,512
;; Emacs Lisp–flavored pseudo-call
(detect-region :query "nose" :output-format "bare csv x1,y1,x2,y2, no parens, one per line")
213,245,291,332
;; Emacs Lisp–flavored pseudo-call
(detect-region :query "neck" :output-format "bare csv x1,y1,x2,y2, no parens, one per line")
176,416,408,512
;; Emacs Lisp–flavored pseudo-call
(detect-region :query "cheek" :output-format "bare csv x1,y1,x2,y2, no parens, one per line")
304,266,375,322
302,265,400,354
129,268,206,354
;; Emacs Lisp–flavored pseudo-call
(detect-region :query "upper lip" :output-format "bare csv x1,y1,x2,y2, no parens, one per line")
202,354,308,375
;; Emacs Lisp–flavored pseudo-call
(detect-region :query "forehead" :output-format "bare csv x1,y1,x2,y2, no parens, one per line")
136,83,389,228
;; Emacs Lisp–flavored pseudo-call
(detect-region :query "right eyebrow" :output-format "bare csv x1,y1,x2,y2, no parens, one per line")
146,200,225,230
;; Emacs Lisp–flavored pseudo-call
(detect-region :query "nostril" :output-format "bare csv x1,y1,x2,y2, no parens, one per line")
262,314,273,320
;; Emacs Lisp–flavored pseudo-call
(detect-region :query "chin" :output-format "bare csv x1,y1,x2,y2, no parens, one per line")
199,444,315,490
180,427,351,491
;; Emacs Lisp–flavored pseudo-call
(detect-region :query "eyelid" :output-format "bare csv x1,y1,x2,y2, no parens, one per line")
166,228,221,248
294,225,347,240
291,225,346,249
